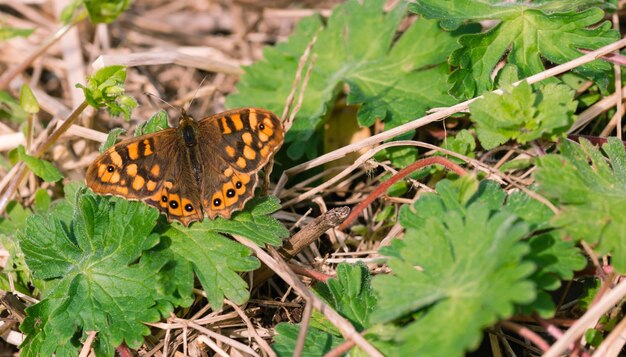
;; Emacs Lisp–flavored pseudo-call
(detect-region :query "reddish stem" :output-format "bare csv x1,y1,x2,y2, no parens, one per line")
338,156,467,230
500,320,551,352
288,263,333,283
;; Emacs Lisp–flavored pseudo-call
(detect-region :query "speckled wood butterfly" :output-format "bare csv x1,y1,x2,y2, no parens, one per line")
86,108,284,226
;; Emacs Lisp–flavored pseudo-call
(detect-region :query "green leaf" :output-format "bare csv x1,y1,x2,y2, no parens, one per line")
535,138,626,273
60,0,129,24
272,263,376,356
371,180,536,356
194,196,288,246
16,146,63,182
84,0,132,23
0,91,28,123
18,190,163,356
76,65,137,120
227,0,469,159
33,188,51,213
147,197,287,309
441,130,476,157
19,84,39,114
469,81,578,149
273,323,343,357
411,1,618,98
521,232,586,317
0,26,34,41
135,110,169,136
99,127,126,153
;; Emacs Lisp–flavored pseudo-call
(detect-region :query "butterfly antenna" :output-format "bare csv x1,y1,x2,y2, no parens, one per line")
145,92,181,114
185,75,209,112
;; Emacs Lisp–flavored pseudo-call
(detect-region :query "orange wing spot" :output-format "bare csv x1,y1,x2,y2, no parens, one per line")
150,164,160,177
224,167,233,177
222,181,238,207
232,172,251,195
164,181,173,189
263,117,275,128
181,198,197,216
110,151,123,167
260,146,270,158
132,176,145,190
101,169,113,182
126,164,138,176
249,109,258,128
212,191,225,208
167,193,183,216
121,179,126,185
258,132,269,142
231,114,244,130
243,145,256,160
115,186,129,195
127,142,140,160
144,141,153,156
156,189,168,208
110,171,121,184
226,146,236,158
98,164,107,177
236,157,247,169
220,117,232,134
242,132,253,145
146,180,157,191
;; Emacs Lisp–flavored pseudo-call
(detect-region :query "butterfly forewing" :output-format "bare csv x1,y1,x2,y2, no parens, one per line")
197,108,283,219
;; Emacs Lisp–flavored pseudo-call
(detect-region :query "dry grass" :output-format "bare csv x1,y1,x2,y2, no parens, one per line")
2,1,626,356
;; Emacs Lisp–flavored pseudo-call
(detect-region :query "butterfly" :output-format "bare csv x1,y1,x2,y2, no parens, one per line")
86,107,284,226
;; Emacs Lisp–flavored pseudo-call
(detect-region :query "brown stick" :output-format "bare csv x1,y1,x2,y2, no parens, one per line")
252,206,350,287
338,156,467,231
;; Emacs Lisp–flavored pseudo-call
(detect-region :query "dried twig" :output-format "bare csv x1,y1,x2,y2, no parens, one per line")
234,236,384,357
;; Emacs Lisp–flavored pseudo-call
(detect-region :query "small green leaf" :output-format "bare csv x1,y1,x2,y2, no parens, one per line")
273,323,343,357
196,197,288,247
0,91,28,123
76,65,137,120
535,138,626,273
84,0,131,23
33,189,51,213
99,127,126,152
135,110,169,136
16,146,63,182
0,26,34,41
19,84,39,114
469,81,577,149
440,129,476,159
60,0,85,24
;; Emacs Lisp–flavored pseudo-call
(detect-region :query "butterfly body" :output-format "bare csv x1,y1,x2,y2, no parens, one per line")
86,108,284,226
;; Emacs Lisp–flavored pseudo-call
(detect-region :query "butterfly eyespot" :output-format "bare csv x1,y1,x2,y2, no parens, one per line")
213,198,222,207
226,189,236,198
107,165,115,173
161,195,168,202
169,200,179,209
259,123,265,130
235,181,242,189
184,204,193,212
